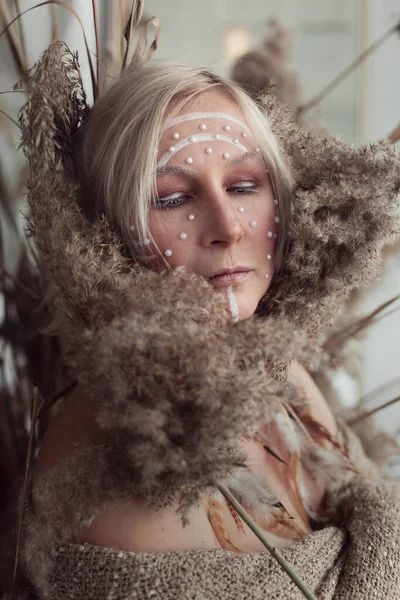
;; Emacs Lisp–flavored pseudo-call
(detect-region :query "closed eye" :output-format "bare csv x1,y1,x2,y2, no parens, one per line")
155,183,258,209
155,193,189,209
228,183,258,195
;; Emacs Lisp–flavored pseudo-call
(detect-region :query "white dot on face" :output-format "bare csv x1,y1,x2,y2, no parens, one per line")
242,132,247,138
172,132,179,140
223,152,230,159
199,124,206,131
164,249,172,257
186,157,193,164
129,225,135,231
264,273,269,279
214,134,221,140
267,231,273,238
238,206,245,213
256,148,260,152
223,125,231,132
205,147,212,155
179,232,188,240
249,220,257,228
274,199,278,205
267,254,272,260
233,138,239,144
274,216,280,224
144,238,151,246
189,136,197,143
188,214,195,221
168,146,175,152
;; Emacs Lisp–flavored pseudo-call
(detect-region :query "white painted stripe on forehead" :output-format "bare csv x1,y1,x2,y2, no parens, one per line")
157,133,248,168
166,112,252,135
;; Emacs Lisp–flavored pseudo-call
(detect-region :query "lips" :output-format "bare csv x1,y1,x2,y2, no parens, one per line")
208,268,253,287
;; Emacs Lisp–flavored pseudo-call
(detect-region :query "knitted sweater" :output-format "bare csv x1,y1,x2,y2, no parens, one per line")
19,423,400,599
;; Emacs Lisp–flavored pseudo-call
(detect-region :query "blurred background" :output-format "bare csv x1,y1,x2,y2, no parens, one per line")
1,0,400,591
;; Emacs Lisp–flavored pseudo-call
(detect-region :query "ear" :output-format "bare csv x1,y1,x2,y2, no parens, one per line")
259,93,400,339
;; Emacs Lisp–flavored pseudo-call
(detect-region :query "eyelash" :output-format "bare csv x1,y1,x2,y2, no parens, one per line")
156,183,259,209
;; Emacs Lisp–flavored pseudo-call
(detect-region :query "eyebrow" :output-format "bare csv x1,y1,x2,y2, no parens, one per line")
156,164,194,177
156,151,261,178
226,150,260,168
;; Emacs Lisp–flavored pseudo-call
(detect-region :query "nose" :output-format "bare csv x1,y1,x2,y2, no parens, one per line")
200,192,245,247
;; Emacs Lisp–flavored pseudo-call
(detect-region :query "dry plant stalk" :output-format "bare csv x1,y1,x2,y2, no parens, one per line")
218,484,318,600
91,0,100,95
389,123,400,144
11,386,44,595
0,0,27,74
0,1,98,100
324,294,400,352
121,0,144,70
299,20,400,116
0,264,40,302
347,395,400,426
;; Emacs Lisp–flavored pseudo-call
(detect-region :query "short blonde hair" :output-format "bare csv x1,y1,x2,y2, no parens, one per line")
75,60,293,272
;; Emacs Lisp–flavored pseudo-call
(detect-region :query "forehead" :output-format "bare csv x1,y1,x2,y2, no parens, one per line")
168,89,245,122
160,90,250,141
157,89,255,167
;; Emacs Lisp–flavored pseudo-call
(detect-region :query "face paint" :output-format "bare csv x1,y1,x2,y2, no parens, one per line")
145,90,279,321
157,133,248,168
227,285,239,323
166,111,252,136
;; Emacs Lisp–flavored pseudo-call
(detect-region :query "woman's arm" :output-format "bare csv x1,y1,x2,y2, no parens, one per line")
34,383,217,553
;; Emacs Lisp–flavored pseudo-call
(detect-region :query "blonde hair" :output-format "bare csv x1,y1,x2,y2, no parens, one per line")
75,60,294,272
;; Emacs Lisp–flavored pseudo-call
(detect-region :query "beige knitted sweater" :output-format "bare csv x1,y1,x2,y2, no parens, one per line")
19,423,400,599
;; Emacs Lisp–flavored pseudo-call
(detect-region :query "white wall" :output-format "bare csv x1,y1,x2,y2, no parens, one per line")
359,0,400,437
363,0,400,141
145,0,361,140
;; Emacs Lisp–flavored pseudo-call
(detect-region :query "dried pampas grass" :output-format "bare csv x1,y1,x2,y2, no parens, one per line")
18,42,400,513
261,93,400,340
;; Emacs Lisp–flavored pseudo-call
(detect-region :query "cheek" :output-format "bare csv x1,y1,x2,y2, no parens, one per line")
247,195,278,287
147,211,197,268
250,196,278,245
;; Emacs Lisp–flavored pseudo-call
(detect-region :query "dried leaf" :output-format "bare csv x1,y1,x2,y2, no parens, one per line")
121,0,144,71
207,490,242,552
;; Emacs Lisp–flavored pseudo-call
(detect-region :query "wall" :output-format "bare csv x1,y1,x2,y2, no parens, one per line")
359,0,400,438
145,0,361,140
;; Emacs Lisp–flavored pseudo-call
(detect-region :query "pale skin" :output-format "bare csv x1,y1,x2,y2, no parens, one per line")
148,90,276,320
34,90,337,553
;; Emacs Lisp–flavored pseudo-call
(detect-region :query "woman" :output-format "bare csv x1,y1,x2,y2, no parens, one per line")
18,42,400,599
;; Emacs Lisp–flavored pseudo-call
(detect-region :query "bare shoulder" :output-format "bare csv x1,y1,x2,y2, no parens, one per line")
34,383,102,476
34,383,216,553
287,360,338,436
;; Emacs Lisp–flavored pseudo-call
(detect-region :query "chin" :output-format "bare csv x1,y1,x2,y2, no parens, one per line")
237,305,256,321
232,282,268,321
